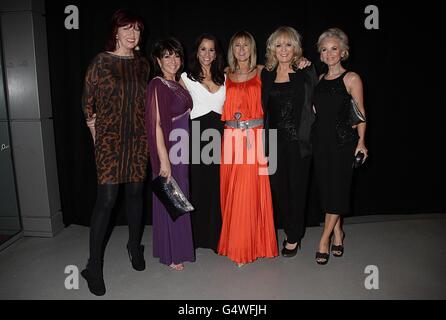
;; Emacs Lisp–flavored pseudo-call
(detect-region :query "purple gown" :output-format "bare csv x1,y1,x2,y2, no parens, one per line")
145,77,195,265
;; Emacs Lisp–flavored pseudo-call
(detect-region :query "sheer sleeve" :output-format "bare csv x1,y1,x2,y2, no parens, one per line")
145,77,173,178
81,54,101,120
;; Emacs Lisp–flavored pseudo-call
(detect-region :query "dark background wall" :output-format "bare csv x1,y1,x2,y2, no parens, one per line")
44,0,446,226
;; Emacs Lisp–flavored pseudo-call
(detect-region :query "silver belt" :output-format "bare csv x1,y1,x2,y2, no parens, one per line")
225,119,263,129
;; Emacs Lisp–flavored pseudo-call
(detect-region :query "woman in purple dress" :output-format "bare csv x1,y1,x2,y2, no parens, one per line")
145,38,195,270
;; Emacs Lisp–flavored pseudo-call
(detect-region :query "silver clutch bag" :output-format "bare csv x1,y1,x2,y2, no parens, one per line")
335,97,366,146
349,98,366,126
151,175,194,221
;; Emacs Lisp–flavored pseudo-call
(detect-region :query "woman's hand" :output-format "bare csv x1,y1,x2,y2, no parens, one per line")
86,113,96,143
297,57,312,69
355,140,368,163
86,113,96,128
159,158,172,182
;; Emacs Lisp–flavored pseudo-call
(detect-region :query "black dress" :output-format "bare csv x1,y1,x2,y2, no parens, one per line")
312,71,357,215
189,112,223,252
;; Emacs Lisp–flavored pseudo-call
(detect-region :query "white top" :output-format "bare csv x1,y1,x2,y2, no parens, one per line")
181,72,226,119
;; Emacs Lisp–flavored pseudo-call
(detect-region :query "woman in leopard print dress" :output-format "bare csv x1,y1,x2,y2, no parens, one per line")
81,9,149,296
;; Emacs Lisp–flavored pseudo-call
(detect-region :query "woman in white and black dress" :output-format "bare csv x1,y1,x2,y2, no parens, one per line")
180,34,226,252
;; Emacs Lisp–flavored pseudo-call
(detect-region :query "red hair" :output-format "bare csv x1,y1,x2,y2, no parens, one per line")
105,9,144,52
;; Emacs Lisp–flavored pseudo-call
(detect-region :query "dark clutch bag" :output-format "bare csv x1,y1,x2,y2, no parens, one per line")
353,151,365,168
151,175,194,221
335,97,366,146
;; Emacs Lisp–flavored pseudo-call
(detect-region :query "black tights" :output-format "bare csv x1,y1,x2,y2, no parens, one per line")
88,182,144,263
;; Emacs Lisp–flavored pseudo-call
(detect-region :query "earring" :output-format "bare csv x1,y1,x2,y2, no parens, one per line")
135,45,140,51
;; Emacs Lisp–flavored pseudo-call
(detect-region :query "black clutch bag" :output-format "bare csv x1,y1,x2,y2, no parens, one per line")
335,97,366,146
151,175,194,221
353,151,365,168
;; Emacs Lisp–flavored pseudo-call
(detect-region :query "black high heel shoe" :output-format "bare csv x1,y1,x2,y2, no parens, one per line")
127,244,146,271
331,232,345,257
315,251,330,265
281,240,301,257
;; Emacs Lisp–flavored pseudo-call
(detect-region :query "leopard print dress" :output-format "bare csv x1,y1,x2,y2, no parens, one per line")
82,52,150,184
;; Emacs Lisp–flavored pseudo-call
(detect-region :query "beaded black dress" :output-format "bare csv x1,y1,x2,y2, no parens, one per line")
265,70,310,244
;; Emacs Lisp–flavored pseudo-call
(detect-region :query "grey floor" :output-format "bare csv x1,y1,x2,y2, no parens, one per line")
1,214,445,300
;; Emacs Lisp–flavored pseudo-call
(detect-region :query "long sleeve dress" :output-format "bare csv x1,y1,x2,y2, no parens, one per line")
82,52,149,184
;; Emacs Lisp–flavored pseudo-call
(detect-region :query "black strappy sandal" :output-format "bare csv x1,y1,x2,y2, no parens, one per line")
315,252,330,265
331,244,344,257
331,232,345,257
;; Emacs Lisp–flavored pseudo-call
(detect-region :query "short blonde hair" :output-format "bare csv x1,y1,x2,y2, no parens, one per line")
227,31,257,73
265,26,303,71
317,27,350,61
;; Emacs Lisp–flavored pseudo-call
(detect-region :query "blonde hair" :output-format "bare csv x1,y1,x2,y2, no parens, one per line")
265,26,303,71
227,31,257,73
317,27,350,61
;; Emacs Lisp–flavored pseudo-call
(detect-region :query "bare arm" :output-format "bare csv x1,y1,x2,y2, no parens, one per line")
154,88,172,180
256,64,265,76
345,72,368,161
179,77,188,91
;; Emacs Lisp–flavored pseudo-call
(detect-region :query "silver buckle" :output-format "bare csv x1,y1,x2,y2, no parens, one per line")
239,121,248,129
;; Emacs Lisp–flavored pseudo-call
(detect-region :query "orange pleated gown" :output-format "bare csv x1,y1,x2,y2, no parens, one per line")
217,73,278,264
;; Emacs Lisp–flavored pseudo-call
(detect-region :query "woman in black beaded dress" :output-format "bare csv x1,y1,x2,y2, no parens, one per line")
312,28,368,265
261,26,317,257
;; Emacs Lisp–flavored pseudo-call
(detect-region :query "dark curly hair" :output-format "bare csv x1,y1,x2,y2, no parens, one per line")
151,37,185,81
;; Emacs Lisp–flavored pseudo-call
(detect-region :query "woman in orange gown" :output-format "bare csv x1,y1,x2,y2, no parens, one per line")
217,31,278,266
